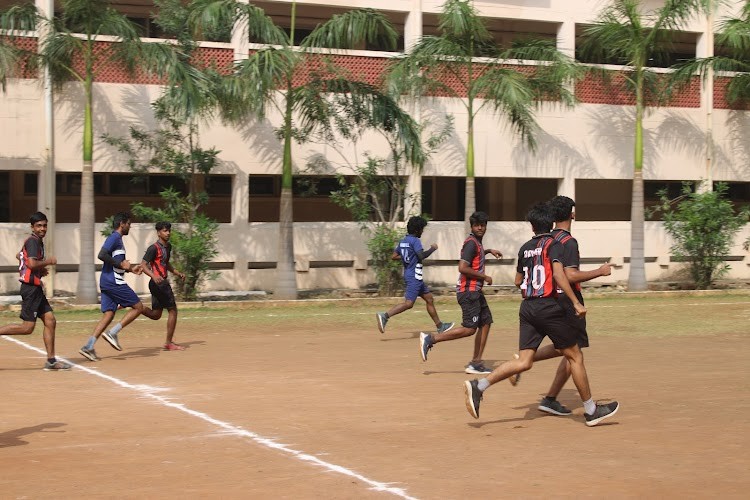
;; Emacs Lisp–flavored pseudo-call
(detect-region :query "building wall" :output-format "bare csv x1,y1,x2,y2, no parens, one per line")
1,0,749,294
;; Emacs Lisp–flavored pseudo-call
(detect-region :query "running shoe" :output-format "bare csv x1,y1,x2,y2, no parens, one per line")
376,312,388,333
79,347,100,361
44,360,72,371
585,401,620,427
102,331,122,351
419,332,433,361
464,379,482,419
437,321,455,333
464,361,492,374
538,397,572,416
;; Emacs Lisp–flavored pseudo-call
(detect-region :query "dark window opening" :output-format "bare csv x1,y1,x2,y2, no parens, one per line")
206,175,232,196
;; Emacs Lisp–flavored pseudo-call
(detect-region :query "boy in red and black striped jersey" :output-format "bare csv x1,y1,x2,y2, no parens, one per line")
419,211,503,374
140,221,186,351
0,212,71,371
463,203,619,427
530,196,613,416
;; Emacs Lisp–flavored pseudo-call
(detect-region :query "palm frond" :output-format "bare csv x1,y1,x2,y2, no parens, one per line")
294,78,424,166
188,0,288,46
216,47,296,123
301,9,397,51
0,3,41,33
439,0,492,45
473,68,538,149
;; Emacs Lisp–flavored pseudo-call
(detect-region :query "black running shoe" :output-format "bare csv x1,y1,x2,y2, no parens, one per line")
464,379,482,419
419,332,433,361
538,397,572,416
585,401,620,427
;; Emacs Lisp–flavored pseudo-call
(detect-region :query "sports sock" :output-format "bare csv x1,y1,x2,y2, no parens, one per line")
85,336,96,349
47,357,56,364
384,312,389,319
583,398,596,415
477,378,490,392
108,323,123,336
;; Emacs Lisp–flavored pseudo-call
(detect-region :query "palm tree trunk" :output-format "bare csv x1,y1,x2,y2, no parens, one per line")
75,79,97,304
464,100,476,227
628,81,647,291
275,89,298,300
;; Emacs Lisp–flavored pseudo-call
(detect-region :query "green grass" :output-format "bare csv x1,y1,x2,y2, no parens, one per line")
2,292,747,339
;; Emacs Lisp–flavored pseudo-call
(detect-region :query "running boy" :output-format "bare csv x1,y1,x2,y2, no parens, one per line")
529,195,612,416
376,216,454,335
419,211,502,375
0,212,71,371
463,203,619,426
140,221,186,351
79,212,148,360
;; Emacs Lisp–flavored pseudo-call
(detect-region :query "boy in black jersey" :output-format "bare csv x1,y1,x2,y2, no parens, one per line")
0,212,71,370
140,221,186,351
531,196,613,416
463,203,619,427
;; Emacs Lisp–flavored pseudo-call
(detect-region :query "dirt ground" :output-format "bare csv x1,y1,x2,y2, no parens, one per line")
1,294,748,499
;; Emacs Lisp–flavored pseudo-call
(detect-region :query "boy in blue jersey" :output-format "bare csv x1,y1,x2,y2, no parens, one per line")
376,216,454,335
79,212,149,361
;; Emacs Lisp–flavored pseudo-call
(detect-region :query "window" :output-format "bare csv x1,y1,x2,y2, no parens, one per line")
24,172,37,195
249,175,278,196
206,175,232,196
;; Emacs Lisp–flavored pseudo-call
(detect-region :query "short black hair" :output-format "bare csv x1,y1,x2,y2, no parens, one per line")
406,216,428,236
29,212,48,225
548,195,575,222
526,202,554,234
469,211,489,226
155,221,172,231
112,211,132,229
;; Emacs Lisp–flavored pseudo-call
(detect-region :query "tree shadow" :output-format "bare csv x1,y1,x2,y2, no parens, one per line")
0,422,66,448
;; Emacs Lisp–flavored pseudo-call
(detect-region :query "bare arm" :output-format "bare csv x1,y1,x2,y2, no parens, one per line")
459,260,492,286
514,271,523,288
553,261,586,317
564,263,612,284
26,256,56,270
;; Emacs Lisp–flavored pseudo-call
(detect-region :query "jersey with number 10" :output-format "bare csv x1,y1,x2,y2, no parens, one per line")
396,234,424,281
516,234,564,299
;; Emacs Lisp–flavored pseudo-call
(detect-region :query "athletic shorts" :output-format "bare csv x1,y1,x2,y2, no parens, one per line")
149,279,177,310
19,283,53,322
519,297,580,351
557,295,589,348
457,291,493,329
100,284,140,312
404,279,430,302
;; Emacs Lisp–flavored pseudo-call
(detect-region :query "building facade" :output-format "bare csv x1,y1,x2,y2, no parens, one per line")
1,0,749,295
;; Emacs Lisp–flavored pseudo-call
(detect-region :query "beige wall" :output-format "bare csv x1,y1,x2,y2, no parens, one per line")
1,0,749,294
1,221,749,295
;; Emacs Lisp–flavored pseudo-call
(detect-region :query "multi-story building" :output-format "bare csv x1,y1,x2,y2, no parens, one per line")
1,0,749,295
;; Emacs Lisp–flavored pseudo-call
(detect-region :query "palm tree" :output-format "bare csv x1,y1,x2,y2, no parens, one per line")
578,0,711,291
191,0,415,300
1,0,142,304
387,0,580,223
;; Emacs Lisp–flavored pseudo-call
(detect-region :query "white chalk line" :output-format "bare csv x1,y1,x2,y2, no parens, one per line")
1,335,418,500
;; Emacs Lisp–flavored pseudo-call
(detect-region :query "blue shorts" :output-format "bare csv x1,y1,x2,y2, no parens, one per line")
100,285,140,312
404,279,430,302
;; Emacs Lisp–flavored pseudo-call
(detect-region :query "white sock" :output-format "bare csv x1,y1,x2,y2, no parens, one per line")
583,398,596,415
477,378,490,392
109,323,123,336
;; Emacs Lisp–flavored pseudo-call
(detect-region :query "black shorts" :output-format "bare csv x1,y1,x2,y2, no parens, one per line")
19,283,53,322
149,279,177,310
519,297,581,351
557,295,589,348
457,291,493,329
